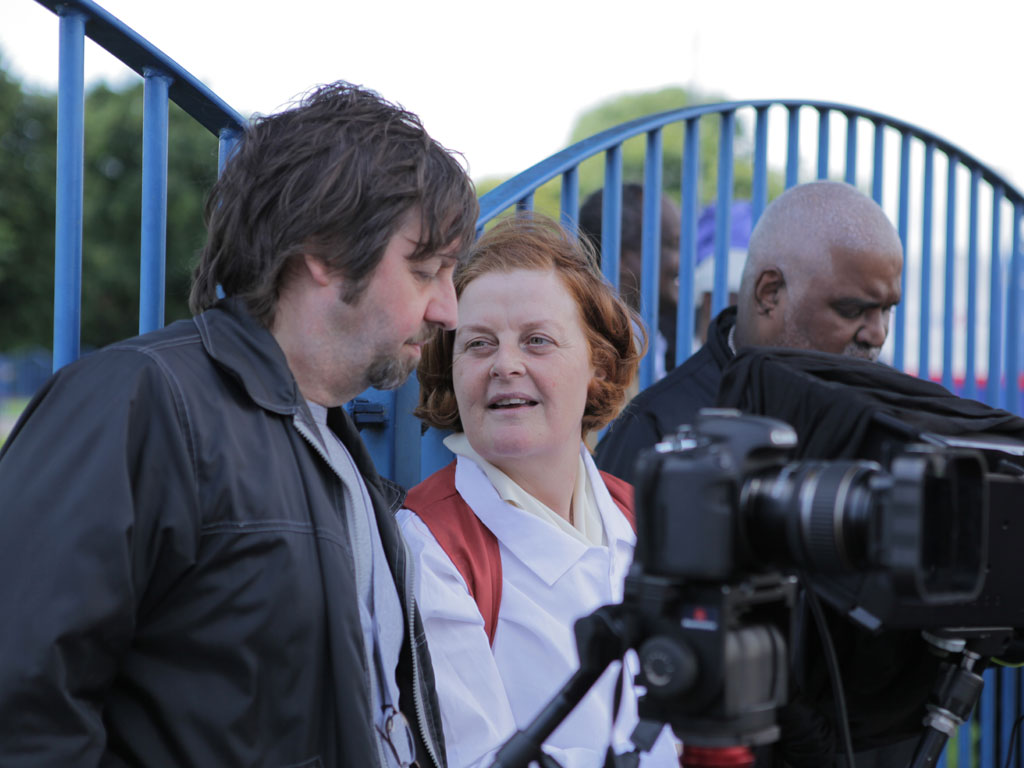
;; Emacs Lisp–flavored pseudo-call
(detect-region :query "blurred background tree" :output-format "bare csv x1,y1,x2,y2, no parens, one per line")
0,59,216,352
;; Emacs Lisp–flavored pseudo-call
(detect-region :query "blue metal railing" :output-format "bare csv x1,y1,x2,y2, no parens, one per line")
24,3,1024,763
475,99,1024,404
34,0,246,369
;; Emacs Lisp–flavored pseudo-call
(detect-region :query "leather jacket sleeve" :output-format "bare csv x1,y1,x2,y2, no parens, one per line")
0,349,199,763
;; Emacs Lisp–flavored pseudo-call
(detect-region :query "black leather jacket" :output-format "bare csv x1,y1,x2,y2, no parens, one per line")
0,298,446,767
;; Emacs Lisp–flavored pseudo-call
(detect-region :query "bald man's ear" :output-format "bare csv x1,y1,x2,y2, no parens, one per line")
752,268,785,316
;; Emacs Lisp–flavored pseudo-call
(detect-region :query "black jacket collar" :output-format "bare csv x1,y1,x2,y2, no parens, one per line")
194,298,300,415
706,305,738,370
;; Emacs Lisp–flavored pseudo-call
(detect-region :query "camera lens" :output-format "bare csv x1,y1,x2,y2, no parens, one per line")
741,460,881,573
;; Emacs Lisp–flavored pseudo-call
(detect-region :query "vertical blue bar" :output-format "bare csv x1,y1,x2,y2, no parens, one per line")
218,128,241,175
1009,204,1022,415
943,155,958,391
394,375,421,488
752,107,769,227
981,667,997,768
956,711,971,768
560,166,580,232
816,109,830,180
638,129,663,390
786,106,800,189
937,748,947,768
965,169,981,401
420,427,453,480
677,118,700,364
713,111,735,317
515,194,534,213
844,113,858,186
1001,667,1016,768
895,131,912,372
53,10,86,371
139,70,172,334
352,388,396,480
988,185,1005,408
601,145,623,289
919,141,935,382
871,120,885,205
1017,666,1024,768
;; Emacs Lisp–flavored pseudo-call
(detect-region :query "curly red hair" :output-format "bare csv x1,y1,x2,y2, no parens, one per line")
414,213,646,435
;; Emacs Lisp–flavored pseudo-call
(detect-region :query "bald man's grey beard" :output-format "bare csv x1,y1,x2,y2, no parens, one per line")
775,320,882,362
843,342,882,362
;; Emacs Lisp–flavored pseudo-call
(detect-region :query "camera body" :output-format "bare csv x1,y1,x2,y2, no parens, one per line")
625,408,996,748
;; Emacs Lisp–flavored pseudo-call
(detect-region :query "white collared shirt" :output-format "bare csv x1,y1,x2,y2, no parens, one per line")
397,445,680,768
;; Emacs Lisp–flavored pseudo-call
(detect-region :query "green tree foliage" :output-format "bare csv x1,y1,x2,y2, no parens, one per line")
570,85,740,205
0,63,218,352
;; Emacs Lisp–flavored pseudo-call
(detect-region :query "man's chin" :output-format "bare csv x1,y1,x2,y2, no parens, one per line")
364,355,417,391
843,345,880,362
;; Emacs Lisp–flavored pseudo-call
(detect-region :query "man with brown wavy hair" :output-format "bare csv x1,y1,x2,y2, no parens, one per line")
0,81,477,767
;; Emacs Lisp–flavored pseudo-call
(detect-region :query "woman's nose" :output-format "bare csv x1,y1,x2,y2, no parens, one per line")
490,346,524,378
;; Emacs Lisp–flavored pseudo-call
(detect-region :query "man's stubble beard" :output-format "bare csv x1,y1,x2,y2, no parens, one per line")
363,352,417,391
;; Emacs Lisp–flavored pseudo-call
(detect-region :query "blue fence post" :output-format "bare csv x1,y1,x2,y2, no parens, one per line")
713,110,735,318
920,141,935,381
943,154,958,391
786,105,800,189
844,112,858,186
966,169,982,401
988,186,1005,407
871,120,885,206
53,8,86,371
751,106,769,227
1009,204,1023,415
677,117,700,364
601,145,623,290
139,69,172,334
560,166,579,232
982,667,997,767
816,108,830,180
639,129,663,390
895,131,912,373
393,376,421,491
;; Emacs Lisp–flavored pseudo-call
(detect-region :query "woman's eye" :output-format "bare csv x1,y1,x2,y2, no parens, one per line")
527,336,551,346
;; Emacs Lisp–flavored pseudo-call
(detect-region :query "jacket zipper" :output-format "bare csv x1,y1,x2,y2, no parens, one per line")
296,415,442,768
403,556,443,768
294,417,390,768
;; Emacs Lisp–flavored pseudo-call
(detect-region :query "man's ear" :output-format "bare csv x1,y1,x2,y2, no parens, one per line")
752,268,785,316
302,253,334,287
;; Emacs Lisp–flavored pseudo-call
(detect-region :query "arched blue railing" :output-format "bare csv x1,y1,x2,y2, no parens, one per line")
475,99,1024,408
23,3,1024,765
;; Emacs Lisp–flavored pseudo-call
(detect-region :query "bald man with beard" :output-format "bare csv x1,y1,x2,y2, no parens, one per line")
596,180,903,483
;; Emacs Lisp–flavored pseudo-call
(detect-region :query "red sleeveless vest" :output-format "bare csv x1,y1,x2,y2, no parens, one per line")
404,461,635,645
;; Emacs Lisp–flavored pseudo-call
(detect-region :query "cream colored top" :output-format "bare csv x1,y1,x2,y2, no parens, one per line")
443,432,606,547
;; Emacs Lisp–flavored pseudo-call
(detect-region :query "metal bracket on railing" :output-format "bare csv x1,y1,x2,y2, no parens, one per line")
348,398,387,430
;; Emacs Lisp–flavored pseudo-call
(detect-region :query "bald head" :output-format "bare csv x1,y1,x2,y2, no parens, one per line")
734,181,903,361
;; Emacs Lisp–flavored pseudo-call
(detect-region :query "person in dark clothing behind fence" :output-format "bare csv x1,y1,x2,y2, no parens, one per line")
579,184,681,378
0,82,478,767
595,180,903,484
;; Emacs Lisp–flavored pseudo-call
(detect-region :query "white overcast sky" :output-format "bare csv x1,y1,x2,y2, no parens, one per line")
2,0,1022,191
